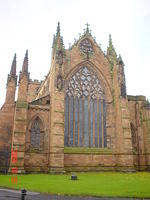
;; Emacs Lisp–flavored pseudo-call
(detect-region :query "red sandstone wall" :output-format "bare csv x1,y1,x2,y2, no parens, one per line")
128,96,150,170
24,105,50,172
0,103,15,171
27,80,42,102
64,153,134,171
141,106,150,170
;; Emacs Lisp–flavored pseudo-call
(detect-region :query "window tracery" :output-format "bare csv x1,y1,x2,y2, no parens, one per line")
65,66,107,148
79,38,94,55
66,66,104,99
30,117,44,148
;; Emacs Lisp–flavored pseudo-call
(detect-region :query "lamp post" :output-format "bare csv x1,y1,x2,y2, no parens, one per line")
21,188,26,200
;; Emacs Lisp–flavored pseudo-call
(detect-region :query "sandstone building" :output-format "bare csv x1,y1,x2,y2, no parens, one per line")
0,23,150,173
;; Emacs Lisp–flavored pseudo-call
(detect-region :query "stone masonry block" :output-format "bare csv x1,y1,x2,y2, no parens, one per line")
13,135,25,145
50,153,64,167
51,134,64,147
122,108,130,118
121,99,127,108
54,99,64,112
122,118,130,129
53,111,64,123
123,130,132,138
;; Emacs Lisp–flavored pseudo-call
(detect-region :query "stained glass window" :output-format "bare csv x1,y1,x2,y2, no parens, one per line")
65,66,107,148
66,67,103,99
30,117,43,148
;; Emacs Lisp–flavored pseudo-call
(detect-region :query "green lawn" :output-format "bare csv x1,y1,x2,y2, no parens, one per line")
0,172,150,198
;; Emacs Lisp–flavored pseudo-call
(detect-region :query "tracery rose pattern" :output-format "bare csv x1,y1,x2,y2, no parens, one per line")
79,39,93,54
66,66,104,99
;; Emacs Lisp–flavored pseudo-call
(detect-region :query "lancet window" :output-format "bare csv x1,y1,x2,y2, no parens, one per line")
30,117,44,148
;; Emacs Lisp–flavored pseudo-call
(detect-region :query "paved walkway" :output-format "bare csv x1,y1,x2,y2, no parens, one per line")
0,188,149,200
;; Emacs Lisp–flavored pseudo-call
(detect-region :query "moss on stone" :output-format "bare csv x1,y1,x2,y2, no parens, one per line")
16,101,28,108
64,147,112,154
127,95,146,101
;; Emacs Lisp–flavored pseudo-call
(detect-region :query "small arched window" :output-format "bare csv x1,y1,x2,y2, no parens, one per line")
130,122,137,147
30,116,44,148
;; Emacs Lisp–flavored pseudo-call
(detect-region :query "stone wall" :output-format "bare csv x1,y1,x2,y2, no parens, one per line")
24,104,50,172
46,31,135,172
1,26,150,173
27,79,42,102
64,152,134,172
128,95,150,170
0,103,15,172
48,62,65,172
141,103,150,170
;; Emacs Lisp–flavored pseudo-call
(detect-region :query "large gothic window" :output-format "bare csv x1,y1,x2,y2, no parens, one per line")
65,66,107,148
30,117,44,148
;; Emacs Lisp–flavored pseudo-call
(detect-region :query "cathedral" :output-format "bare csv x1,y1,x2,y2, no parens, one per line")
0,23,150,173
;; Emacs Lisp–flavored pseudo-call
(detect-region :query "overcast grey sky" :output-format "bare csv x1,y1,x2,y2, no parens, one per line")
0,0,150,106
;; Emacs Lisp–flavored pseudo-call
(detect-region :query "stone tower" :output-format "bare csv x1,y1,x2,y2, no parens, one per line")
0,54,17,172
9,51,29,173
48,22,66,172
5,54,17,103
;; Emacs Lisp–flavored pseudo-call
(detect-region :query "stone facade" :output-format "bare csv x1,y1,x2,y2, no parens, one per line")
0,23,150,173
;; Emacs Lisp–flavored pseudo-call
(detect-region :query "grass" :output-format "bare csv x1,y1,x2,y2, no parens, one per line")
0,172,150,198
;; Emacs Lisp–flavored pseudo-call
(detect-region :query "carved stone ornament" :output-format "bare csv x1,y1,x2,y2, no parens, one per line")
56,75,63,91
56,50,63,65
79,38,94,56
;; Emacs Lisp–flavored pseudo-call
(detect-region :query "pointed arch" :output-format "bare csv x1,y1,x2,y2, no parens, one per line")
28,114,45,130
66,66,104,99
64,65,107,148
29,115,45,149
65,60,113,103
